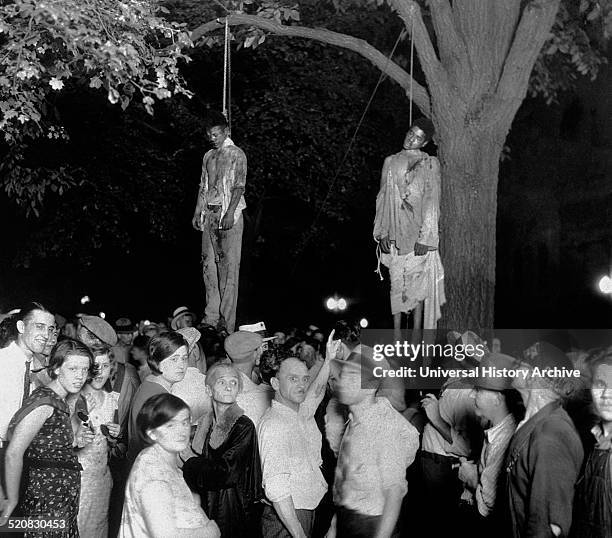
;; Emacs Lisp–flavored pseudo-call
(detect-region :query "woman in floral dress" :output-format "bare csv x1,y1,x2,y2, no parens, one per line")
3,338,94,537
75,346,120,538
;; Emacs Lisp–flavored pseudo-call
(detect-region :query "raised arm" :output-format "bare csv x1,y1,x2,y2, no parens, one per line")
301,330,339,418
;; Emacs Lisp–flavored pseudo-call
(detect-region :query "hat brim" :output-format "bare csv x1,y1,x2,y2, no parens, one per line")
170,312,197,330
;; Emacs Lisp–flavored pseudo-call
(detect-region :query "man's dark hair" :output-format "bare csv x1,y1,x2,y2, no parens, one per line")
132,334,151,352
205,111,228,131
15,302,52,324
411,117,435,142
259,346,293,384
334,319,361,349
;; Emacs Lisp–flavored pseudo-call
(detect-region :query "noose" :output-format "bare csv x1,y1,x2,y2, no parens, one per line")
222,16,232,135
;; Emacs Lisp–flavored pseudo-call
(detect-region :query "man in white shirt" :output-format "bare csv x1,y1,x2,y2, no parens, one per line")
327,354,419,538
325,320,406,456
258,356,328,538
0,302,55,512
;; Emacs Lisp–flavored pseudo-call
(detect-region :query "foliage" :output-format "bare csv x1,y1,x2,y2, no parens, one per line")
0,0,192,213
530,0,612,103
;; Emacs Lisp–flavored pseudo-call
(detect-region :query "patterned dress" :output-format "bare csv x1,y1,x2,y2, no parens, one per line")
120,444,219,537
8,386,82,538
77,389,119,538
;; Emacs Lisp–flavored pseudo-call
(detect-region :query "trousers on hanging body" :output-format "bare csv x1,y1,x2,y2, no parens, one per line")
201,206,243,333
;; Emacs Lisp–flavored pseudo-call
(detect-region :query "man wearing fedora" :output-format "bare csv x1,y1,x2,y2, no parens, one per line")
457,353,520,536
170,306,197,330
503,342,583,538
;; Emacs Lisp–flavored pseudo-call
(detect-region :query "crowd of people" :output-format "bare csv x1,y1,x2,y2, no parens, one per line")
0,302,610,538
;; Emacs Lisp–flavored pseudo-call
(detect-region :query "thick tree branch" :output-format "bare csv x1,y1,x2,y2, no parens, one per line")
388,0,445,87
427,0,469,81
190,13,431,114
496,0,561,101
388,0,455,123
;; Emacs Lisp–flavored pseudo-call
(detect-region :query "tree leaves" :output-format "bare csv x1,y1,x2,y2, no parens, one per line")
0,0,194,211
530,0,611,104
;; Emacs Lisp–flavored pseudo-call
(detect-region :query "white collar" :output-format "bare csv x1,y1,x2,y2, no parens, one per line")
485,413,516,443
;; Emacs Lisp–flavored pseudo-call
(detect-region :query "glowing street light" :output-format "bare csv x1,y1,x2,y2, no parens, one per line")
598,275,612,295
80,295,90,305
359,318,369,328
326,297,337,310
325,296,348,312
99,312,106,319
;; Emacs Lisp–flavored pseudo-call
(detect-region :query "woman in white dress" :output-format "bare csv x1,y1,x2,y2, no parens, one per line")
120,393,220,538
75,346,120,538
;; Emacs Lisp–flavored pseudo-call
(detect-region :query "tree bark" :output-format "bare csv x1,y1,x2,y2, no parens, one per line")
437,125,505,332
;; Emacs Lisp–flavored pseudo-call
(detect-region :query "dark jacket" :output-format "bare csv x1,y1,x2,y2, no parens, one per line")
183,411,263,537
503,400,583,538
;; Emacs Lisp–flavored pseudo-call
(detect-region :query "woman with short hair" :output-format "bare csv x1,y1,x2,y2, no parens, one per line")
2,338,94,536
127,332,188,460
120,393,220,538
183,362,263,537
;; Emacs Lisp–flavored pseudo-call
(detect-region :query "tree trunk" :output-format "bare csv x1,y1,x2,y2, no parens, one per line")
438,126,505,332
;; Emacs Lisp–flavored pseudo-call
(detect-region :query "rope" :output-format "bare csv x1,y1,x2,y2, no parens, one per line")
290,29,407,275
227,21,232,134
409,15,415,125
222,17,231,133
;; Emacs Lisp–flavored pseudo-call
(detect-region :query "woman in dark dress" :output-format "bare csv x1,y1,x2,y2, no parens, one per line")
183,362,263,537
2,339,94,537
